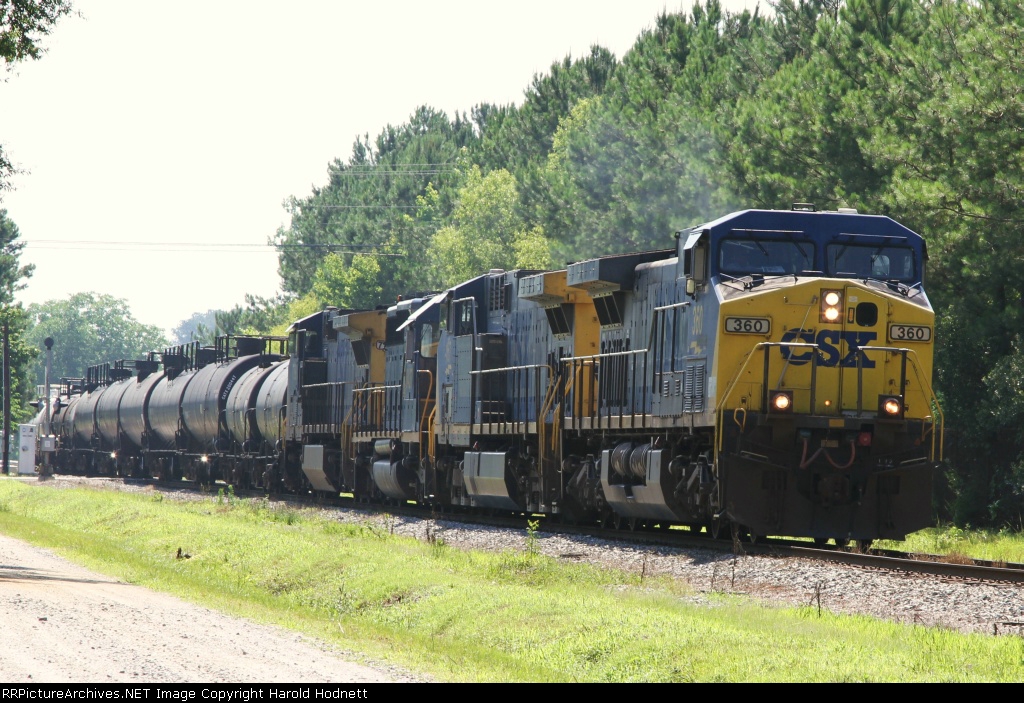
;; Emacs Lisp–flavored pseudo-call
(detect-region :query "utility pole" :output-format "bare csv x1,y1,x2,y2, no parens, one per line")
2,319,9,476
40,336,53,478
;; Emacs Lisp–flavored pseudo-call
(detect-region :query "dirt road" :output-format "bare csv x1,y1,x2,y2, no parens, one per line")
0,533,425,683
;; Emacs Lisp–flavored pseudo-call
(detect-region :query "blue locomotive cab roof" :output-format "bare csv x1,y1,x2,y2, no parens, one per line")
396,291,447,333
684,208,927,285
286,307,342,334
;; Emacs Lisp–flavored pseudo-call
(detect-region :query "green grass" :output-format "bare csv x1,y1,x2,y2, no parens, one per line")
1,478,1023,682
876,525,1024,564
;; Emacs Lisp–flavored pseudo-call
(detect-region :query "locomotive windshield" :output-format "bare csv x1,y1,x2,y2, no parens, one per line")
719,238,814,276
826,244,916,283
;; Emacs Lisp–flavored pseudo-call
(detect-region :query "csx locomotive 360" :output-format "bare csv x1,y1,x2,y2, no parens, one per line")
40,206,943,545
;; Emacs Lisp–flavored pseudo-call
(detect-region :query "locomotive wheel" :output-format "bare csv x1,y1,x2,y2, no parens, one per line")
854,539,873,553
813,538,829,546
707,518,725,540
731,523,758,544
731,522,744,544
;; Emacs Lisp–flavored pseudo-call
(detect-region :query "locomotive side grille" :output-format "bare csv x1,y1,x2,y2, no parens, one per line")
487,276,508,312
683,370,693,412
693,362,705,412
683,362,706,413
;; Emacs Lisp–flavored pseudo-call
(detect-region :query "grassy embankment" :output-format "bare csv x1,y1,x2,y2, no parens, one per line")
0,478,1022,682
876,528,1024,564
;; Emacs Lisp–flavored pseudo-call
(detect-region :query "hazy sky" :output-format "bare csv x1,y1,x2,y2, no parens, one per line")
0,0,763,338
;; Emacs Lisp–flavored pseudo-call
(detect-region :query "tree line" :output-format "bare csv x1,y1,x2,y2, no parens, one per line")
5,0,1024,528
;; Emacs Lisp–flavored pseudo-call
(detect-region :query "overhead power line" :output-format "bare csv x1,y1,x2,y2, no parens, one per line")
21,241,405,256
331,170,452,176
294,205,422,210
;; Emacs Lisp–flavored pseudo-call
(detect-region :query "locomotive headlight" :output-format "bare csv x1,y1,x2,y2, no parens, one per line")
110,451,117,460
770,390,794,413
820,289,843,323
878,395,904,418
201,454,209,463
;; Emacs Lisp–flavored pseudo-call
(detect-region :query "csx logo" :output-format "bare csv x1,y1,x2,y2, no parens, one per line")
780,328,877,367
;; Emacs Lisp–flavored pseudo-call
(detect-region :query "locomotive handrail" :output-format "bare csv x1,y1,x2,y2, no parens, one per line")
418,369,434,461
340,403,355,476
301,381,353,431
469,363,555,374
716,341,944,462
426,404,437,462
854,345,909,414
277,404,286,450
857,345,945,462
539,365,563,452
564,359,589,430
560,348,650,362
532,365,564,482
471,362,561,505
561,349,651,429
716,341,817,455
244,407,256,453
352,383,402,433
350,381,368,435
470,363,553,435
733,406,747,433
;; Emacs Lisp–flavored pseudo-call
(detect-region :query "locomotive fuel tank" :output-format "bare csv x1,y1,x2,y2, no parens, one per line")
599,444,680,521
462,450,522,510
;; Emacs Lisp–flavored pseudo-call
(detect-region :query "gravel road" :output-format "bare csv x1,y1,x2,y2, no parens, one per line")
0,531,427,683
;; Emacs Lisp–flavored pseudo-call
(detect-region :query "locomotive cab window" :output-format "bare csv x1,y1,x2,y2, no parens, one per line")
695,243,707,282
827,244,916,283
684,234,708,296
420,323,437,358
454,299,475,336
719,239,814,276
685,240,708,283
438,297,449,332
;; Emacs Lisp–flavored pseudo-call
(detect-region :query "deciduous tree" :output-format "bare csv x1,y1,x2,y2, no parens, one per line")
26,292,168,385
1,0,75,197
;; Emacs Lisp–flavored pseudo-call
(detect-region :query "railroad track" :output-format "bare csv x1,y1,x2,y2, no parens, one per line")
29,473,1024,586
